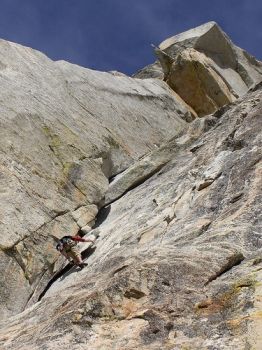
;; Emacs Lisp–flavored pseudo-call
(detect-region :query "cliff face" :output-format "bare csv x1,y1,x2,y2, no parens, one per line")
0,23,261,350
0,39,188,319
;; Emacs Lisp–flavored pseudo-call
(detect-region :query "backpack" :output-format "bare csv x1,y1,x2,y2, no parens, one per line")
56,236,77,251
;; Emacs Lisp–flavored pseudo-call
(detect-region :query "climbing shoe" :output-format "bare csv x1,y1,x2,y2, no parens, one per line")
78,262,88,270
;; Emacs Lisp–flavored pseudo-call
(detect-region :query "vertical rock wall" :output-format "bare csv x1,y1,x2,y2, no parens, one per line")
0,39,188,318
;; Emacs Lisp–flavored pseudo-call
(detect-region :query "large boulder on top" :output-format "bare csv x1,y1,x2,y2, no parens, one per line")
166,48,237,116
135,22,262,117
159,21,262,88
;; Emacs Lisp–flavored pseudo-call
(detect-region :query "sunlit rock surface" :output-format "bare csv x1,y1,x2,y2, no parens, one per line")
135,22,262,118
0,23,262,350
0,38,188,318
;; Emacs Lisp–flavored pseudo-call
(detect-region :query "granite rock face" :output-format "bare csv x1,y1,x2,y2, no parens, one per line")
166,48,237,117
0,23,262,350
0,38,188,318
1,81,261,350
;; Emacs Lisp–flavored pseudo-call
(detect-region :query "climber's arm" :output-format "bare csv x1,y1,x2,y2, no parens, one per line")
72,236,95,243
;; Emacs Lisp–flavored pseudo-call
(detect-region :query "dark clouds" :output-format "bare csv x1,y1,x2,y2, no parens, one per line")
0,0,261,74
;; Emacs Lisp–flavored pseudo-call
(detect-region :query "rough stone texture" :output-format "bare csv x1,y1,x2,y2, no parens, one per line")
80,224,93,234
105,114,219,205
105,136,182,205
0,23,262,350
160,21,262,90
72,204,98,228
0,81,261,350
133,61,164,80
166,48,237,116
0,38,188,318
135,22,262,117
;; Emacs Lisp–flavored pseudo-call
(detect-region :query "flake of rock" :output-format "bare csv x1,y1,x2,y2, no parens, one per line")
72,204,98,228
197,151,232,190
80,224,93,234
167,48,237,116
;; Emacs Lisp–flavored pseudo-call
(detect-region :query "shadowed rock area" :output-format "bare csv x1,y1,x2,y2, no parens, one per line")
0,22,261,350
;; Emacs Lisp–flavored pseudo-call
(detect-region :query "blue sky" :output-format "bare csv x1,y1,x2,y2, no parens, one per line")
0,0,261,75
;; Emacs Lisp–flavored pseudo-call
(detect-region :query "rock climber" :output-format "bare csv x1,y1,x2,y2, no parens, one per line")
56,234,94,269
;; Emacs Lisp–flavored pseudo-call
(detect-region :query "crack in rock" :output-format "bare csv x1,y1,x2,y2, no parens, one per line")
204,252,245,286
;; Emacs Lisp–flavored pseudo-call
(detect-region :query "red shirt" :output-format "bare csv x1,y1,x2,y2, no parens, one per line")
72,236,86,242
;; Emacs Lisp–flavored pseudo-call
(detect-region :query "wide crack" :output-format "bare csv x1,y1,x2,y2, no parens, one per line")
38,245,96,301
204,252,245,286
27,142,179,306
35,165,158,302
